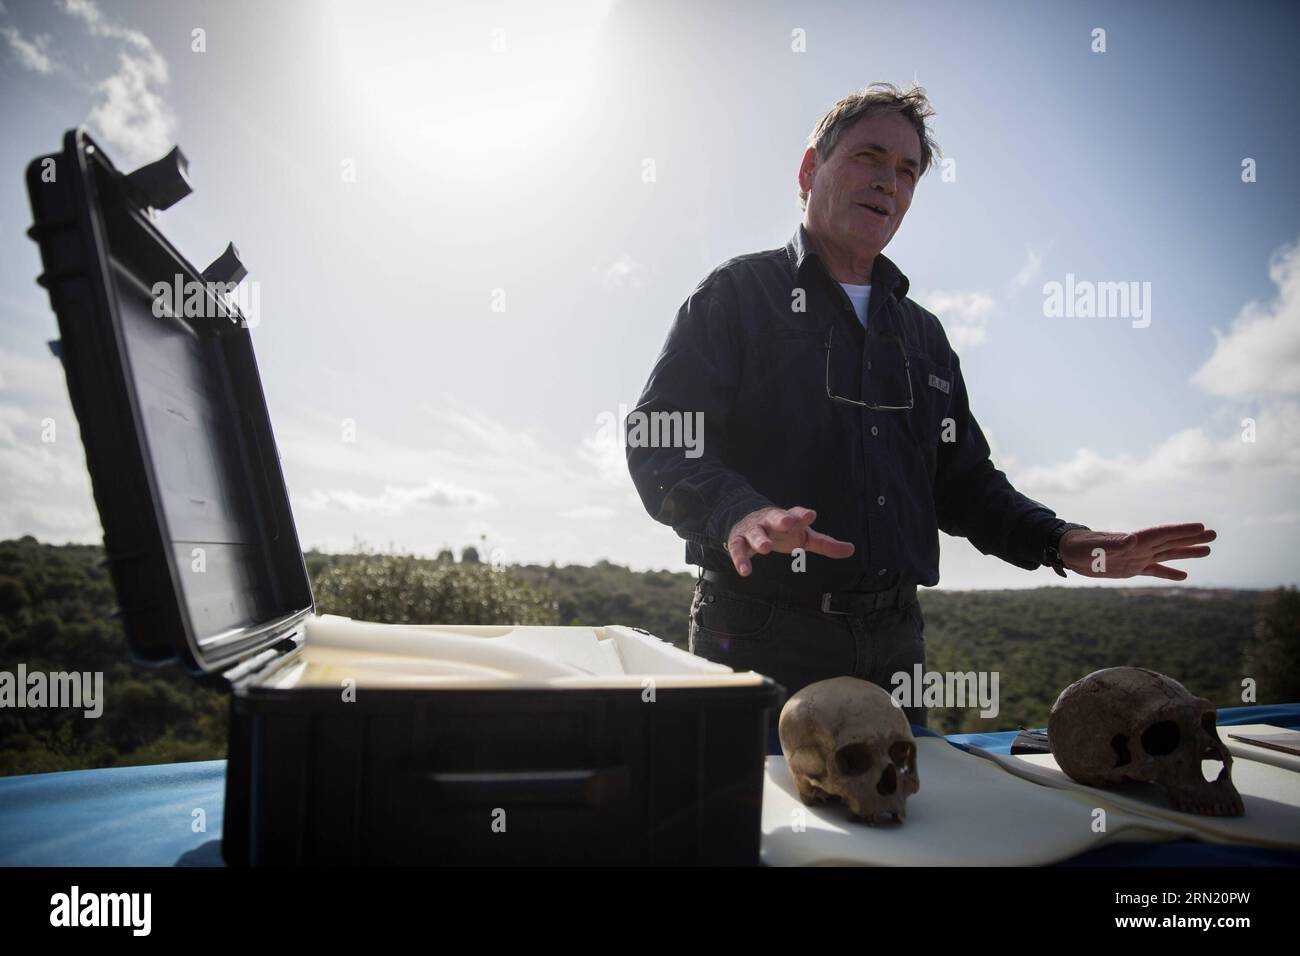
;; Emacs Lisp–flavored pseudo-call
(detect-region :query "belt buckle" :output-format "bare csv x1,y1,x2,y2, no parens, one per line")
820,593,851,615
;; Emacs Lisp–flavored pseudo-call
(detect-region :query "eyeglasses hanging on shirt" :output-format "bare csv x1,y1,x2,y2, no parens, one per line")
823,325,915,411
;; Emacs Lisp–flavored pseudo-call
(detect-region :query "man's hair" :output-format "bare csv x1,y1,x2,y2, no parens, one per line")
798,82,941,210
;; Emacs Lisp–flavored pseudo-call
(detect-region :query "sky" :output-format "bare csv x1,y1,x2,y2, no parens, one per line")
1,0,1297,590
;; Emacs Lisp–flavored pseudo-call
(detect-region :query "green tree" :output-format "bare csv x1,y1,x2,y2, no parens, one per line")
1242,586,1300,704
0,575,29,615
312,552,556,625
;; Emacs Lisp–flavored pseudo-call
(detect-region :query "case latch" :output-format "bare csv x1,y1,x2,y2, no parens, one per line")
125,145,192,211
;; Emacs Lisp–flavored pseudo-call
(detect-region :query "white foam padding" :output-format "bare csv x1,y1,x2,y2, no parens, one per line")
970,742,1300,849
761,737,1192,866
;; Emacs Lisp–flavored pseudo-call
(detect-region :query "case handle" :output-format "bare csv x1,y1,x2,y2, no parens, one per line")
403,766,631,807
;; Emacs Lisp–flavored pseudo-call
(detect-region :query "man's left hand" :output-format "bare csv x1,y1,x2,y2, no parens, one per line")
1058,522,1216,581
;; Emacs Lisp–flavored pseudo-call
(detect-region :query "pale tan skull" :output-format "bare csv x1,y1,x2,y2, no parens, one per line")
1048,667,1243,817
779,676,919,824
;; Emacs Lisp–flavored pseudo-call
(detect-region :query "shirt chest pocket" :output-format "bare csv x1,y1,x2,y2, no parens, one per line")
899,353,954,450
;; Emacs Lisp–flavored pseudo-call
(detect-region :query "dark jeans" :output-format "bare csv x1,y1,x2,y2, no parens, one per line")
688,577,928,751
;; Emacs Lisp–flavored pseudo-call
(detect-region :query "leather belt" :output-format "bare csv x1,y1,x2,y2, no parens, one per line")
700,569,917,615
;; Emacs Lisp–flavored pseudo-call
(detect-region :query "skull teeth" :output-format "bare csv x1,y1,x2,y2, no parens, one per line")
1168,794,1245,817
850,808,906,826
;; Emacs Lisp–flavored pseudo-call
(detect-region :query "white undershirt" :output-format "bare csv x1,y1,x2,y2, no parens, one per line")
838,281,872,328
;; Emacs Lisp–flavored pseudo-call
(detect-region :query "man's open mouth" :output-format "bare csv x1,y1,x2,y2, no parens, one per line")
857,202,890,219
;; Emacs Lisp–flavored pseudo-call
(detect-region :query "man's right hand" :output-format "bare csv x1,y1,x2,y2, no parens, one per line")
725,506,855,577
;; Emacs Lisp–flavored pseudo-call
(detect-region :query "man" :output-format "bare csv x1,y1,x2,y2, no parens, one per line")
626,83,1215,741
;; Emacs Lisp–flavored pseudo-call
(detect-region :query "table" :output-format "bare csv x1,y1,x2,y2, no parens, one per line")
2,704,1297,866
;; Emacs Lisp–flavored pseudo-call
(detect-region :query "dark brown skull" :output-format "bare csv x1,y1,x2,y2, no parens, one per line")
1048,667,1243,817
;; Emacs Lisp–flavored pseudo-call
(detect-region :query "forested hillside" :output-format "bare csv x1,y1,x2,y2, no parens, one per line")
1,536,1295,774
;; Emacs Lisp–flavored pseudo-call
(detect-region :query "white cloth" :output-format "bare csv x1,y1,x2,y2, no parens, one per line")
760,739,1188,866
760,728,1300,865
838,281,872,328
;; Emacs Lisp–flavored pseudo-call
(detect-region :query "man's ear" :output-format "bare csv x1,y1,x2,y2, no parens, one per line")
798,146,818,192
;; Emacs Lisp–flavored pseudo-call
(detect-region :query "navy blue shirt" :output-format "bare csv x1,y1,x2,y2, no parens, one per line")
626,224,1072,592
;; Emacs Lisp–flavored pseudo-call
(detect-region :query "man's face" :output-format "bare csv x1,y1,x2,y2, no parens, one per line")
800,111,922,262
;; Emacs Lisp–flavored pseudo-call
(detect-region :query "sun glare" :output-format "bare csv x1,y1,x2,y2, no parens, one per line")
324,1,612,184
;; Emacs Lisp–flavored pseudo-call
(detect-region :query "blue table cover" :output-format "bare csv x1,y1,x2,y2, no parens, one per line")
3,704,1297,866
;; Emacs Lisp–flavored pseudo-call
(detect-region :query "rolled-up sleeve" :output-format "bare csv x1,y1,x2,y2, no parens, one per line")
626,289,776,555
933,350,1066,570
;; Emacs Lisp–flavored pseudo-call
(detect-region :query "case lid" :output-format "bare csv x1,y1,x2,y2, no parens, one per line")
25,130,313,678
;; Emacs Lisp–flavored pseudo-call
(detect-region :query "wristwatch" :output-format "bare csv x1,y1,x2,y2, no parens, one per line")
1043,522,1091,578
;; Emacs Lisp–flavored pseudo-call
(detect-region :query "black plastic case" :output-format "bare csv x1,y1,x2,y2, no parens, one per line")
25,130,779,865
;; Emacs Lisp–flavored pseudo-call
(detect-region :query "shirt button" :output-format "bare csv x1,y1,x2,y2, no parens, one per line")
878,568,888,576
877,495,886,506
870,425,879,436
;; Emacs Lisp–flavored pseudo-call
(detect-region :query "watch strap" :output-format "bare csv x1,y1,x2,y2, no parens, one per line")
1044,522,1090,577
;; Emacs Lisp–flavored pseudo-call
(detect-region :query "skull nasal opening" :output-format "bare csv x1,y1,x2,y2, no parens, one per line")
877,764,898,795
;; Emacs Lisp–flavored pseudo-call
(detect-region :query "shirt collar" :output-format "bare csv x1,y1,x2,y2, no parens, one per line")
784,222,910,300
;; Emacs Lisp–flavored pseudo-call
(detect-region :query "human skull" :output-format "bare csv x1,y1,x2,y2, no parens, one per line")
1048,667,1243,817
779,676,919,824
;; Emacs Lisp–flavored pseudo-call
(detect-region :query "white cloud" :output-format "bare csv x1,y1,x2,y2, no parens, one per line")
1005,242,1052,299
58,0,174,165
0,348,92,491
0,342,66,397
915,289,994,349
1007,236,1300,504
294,479,495,515
0,347,101,542
561,505,615,520
1014,446,1134,496
1242,511,1300,527
578,429,627,485
274,395,639,535
61,0,147,46
1191,237,1300,399
600,253,650,292
1,24,54,73
1013,401,1300,496
274,394,653,568
1011,246,1042,291
421,396,549,462
0,405,92,489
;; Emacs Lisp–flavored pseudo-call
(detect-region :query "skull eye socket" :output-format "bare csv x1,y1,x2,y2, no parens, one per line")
834,742,873,776
1140,720,1181,756
889,740,916,771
